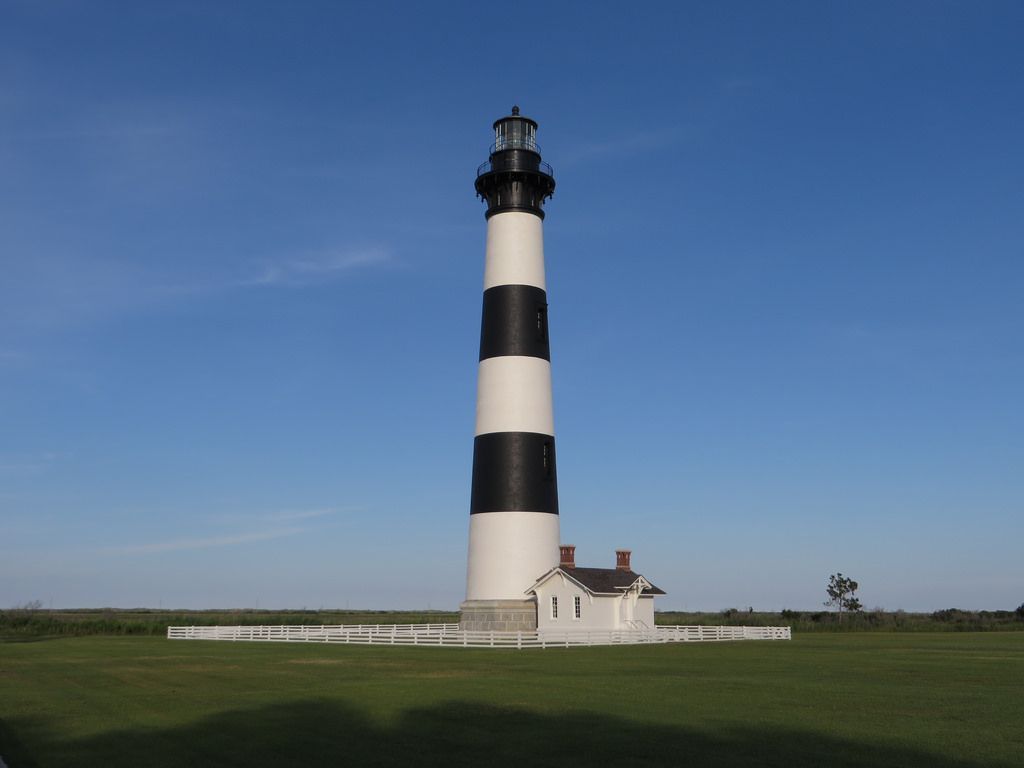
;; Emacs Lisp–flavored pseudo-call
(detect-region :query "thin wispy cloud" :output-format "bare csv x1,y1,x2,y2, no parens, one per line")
242,247,392,287
262,507,341,522
0,451,59,476
0,242,393,336
0,253,170,332
0,349,25,367
558,128,682,166
104,527,305,555
201,506,359,526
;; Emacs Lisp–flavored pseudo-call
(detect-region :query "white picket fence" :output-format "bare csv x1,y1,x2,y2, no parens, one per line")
166,623,790,648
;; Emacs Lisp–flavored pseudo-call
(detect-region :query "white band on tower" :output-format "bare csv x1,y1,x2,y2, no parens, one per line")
483,212,547,291
475,356,554,437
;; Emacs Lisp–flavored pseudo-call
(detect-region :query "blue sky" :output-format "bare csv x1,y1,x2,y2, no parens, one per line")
2,2,1021,611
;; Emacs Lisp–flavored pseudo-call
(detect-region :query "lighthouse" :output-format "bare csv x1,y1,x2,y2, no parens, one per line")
460,107,560,632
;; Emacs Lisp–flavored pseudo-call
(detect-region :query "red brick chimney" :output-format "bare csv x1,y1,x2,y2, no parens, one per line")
616,549,632,571
559,544,576,569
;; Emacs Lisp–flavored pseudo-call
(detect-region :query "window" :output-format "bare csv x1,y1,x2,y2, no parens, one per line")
543,441,553,479
550,595,558,620
574,595,581,620
536,304,548,342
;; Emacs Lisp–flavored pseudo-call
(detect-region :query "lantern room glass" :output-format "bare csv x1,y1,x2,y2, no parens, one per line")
494,119,537,153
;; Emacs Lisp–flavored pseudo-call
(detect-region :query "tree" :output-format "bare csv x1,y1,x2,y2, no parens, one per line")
824,573,861,622
12,599,43,613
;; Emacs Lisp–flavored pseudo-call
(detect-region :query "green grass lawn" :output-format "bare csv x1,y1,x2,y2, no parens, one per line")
1,633,1022,767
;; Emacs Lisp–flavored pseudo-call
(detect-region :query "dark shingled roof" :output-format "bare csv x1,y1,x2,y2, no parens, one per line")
559,567,666,596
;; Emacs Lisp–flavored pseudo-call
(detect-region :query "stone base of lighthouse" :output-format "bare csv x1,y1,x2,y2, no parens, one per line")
459,599,537,632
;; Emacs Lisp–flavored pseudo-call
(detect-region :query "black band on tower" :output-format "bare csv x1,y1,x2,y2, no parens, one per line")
470,432,559,515
479,285,550,362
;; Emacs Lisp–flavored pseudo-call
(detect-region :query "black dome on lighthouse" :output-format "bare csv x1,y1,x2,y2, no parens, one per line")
492,104,539,134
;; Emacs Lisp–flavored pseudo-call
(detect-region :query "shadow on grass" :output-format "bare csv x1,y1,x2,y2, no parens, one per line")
1,700,1011,768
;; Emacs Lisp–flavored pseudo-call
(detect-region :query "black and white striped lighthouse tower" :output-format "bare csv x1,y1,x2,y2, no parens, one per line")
460,107,560,632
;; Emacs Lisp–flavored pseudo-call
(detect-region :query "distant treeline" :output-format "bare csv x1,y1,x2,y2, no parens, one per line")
3,606,1023,638
0,608,460,638
656,607,1024,633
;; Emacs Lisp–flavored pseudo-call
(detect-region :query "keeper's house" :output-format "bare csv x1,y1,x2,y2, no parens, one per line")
528,546,665,632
